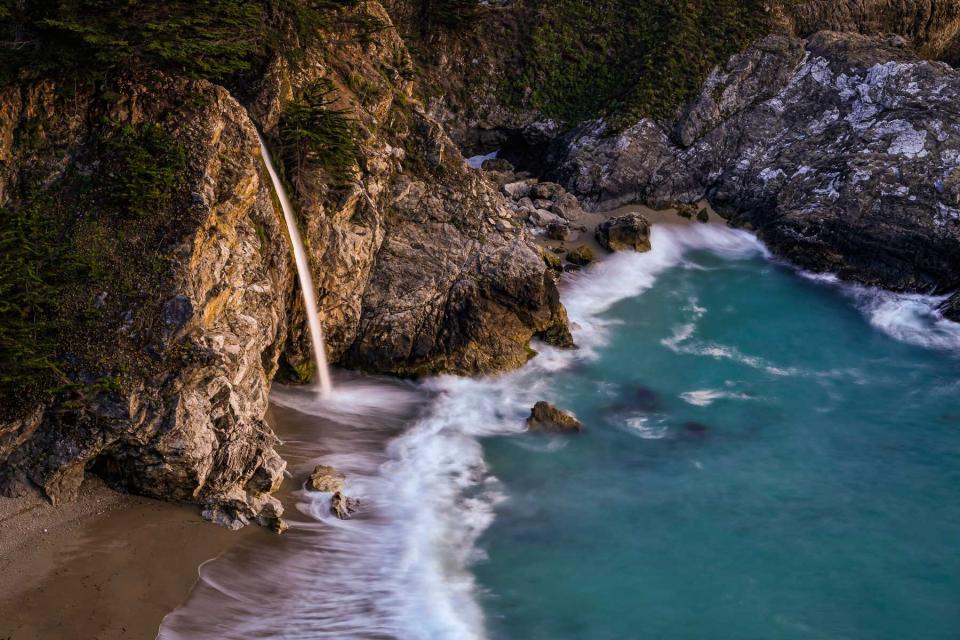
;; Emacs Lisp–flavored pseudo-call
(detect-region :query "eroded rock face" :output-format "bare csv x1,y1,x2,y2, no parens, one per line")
554,32,960,315
0,76,291,526
777,0,960,59
596,213,652,252
253,3,573,377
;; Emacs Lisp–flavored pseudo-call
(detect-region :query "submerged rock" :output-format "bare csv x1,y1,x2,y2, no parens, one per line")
939,293,960,322
330,492,361,520
682,421,710,437
527,401,584,433
596,213,652,252
307,465,346,493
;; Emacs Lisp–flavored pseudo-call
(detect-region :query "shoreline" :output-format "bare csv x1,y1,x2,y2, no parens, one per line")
0,205,723,640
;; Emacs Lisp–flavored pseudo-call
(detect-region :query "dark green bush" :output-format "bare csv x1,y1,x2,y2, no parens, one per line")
0,0,363,84
279,78,357,185
420,0,480,32
0,121,188,418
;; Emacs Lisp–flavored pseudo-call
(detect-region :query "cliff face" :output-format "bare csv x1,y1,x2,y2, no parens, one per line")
550,31,960,314
0,76,291,526
777,0,960,59
0,0,571,526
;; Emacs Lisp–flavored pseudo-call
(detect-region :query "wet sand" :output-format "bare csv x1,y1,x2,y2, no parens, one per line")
0,473,264,640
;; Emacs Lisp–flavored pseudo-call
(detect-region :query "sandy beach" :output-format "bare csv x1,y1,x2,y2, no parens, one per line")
0,475,262,640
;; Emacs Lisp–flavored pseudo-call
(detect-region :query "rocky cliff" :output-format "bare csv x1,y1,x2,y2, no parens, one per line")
550,31,960,317
777,0,960,58
0,76,291,526
0,0,570,526
2,0,959,527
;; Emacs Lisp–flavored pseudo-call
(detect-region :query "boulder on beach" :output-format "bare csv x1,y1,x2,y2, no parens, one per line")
307,465,346,493
596,213,652,252
330,492,361,520
527,401,584,433
566,245,596,266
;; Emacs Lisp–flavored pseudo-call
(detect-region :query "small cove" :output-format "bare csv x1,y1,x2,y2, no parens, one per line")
159,224,960,639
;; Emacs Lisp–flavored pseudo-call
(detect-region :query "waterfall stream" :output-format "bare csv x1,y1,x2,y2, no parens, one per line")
258,134,333,395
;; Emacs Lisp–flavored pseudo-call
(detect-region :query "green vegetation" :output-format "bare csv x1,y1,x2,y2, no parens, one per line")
0,120,188,419
507,0,770,124
0,0,361,84
278,78,358,186
103,123,188,219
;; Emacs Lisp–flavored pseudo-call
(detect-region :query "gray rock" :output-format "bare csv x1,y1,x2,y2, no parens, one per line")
529,209,566,229
502,179,536,199
552,31,960,305
531,182,564,200
549,192,584,221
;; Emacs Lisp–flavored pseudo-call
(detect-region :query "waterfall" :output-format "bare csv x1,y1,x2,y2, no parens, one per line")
258,133,333,396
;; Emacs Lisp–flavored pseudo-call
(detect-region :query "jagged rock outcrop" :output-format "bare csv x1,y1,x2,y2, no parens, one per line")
552,31,960,318
0,0,572,523
526,401,583,433
307,465,345,493
0,76,291,526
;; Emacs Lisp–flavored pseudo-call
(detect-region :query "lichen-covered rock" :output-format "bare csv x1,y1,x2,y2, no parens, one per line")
554,31,960,309
596,213,652,252
527,401,583,433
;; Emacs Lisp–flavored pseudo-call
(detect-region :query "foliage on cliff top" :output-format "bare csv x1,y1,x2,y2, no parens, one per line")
0,0,361,84
505,0,771,125
0,120,188,419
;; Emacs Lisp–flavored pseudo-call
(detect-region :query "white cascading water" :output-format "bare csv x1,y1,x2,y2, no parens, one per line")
258,134,333,395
